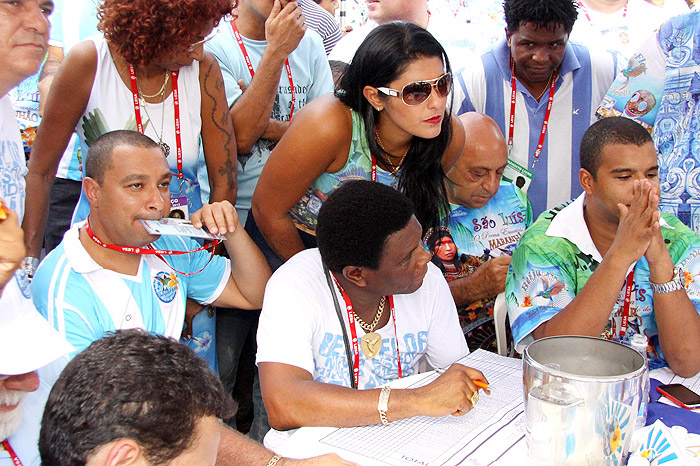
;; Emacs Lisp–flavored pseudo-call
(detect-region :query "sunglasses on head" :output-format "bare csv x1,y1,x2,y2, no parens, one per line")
377,73,452,106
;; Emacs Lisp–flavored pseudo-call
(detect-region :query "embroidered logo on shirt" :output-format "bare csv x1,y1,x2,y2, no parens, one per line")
153,271,178,303
520,270,567,308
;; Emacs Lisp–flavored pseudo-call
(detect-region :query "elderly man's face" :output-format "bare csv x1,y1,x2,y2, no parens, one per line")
0,371,40,440
447,133,508,210
0,0,53,91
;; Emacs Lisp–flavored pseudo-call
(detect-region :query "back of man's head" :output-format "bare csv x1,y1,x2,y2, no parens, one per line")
39,330,235,466
504,0,578,34
85,130,161,184
580,117,653,179
316,181,414,273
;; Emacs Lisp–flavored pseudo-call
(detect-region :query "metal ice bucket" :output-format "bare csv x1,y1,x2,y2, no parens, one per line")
523,336,646,466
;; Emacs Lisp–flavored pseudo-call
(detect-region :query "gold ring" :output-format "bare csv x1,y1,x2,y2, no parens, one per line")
470,391,479,407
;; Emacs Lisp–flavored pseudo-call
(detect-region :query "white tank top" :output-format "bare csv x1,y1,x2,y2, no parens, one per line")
72,36,204,223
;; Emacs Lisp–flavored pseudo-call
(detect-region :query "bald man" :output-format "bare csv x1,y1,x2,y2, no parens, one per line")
424,112,533,351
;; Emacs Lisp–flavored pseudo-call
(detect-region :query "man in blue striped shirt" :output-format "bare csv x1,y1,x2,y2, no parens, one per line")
455,0,617,217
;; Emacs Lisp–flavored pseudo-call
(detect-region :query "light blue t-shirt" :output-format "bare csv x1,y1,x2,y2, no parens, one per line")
31,223,230,358
201,20,334,224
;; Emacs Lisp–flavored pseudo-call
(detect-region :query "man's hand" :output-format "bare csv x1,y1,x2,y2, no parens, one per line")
191,201,241,237
609,179,659,266
413,364,489,417
470,255,511,298
183,299,206,339
0,206,26,291
285,454,359,465
265,0,306,60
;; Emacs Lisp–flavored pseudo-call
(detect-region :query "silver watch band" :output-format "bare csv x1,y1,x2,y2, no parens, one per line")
650,267,684,294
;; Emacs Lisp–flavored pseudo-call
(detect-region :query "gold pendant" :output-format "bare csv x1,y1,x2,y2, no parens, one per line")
360,332,382,359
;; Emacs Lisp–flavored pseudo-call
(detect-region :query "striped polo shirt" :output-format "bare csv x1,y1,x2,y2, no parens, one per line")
297,0,343,55
455,40,617,216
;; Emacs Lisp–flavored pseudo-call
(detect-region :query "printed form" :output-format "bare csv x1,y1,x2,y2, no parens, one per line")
276,350,529,466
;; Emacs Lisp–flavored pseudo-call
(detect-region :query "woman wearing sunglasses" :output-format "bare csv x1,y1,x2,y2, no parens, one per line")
251,22,465,266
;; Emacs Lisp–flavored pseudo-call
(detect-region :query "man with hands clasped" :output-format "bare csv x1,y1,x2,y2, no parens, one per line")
257,181,489,449
507,117,700,377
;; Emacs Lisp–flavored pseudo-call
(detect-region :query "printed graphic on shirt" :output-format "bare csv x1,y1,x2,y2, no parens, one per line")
316,331,426,388
153,271,179,303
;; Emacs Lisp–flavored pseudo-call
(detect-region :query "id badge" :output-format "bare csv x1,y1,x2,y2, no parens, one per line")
169,195,189,220
502,158,533,192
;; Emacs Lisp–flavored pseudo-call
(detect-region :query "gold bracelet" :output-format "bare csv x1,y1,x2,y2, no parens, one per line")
266,454,282,466
378,386,391,425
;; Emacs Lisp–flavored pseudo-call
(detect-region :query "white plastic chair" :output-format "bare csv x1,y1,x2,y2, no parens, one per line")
493,292,508,356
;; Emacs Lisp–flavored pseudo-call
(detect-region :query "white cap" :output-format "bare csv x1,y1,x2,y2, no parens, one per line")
0,271,74,375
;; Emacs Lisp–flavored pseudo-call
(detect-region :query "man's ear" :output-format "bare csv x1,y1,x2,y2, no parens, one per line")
505,28,512,47
87,439,144,466
342,265,368,287
579,168,595,195
83,177,101,206
362,85,384,112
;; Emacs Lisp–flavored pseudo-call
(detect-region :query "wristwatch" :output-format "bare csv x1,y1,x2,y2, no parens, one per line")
22,257,40,279
650,267,684,294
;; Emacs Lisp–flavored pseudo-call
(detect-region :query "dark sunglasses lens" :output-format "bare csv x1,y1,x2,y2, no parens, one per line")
437,74,451,96
403,82,432,105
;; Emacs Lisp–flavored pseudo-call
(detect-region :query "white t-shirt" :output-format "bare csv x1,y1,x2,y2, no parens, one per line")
328,13,501,71
0,95,26,221
257,248,468,388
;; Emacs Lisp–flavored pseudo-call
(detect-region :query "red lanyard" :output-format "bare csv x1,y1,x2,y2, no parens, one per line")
508,57,558,169
85,219,219,276
2,440,22,466
231,22,295,119
331,274,402,387
370,155,378,182
619,268,635,337
577,0,627,26
127,64,184,182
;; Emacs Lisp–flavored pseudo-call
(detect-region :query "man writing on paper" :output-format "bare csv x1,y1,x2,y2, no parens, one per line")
257,181,489,446
506,117,700,377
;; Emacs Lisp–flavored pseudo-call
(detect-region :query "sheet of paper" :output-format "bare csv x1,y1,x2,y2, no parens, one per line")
139,218,224,240
281,350,528,466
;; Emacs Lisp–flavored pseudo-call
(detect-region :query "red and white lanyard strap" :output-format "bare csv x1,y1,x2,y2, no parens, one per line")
85,219,219,276
2,440,23,466
330,274,402,387
370,155,378,182
508,57,558,169
619,268,635,337
577,0,627,26
231,22,296,119
127,64,184,182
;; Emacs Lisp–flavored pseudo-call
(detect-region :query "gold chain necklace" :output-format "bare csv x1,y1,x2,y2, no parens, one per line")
138,80,170,157
353,296,386,332
138,72,170,99
374,128,408,176
535,71,555,101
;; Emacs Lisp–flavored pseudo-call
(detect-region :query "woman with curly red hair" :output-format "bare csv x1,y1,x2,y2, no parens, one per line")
23,0,237,371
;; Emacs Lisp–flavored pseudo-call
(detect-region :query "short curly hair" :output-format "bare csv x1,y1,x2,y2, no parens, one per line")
40,330,235,466
504,0,578,35
98,0,234,65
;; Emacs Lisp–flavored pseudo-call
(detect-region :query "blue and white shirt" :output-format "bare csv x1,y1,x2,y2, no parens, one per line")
0,95,26,220
203,20,334,225
596,12,700,235
454,40,617,217
31,223,230,355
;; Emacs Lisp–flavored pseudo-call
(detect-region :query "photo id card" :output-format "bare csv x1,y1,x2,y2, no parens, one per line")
140,218,225,241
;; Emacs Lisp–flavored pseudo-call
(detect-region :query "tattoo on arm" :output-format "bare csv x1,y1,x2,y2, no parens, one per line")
203,61,237,191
